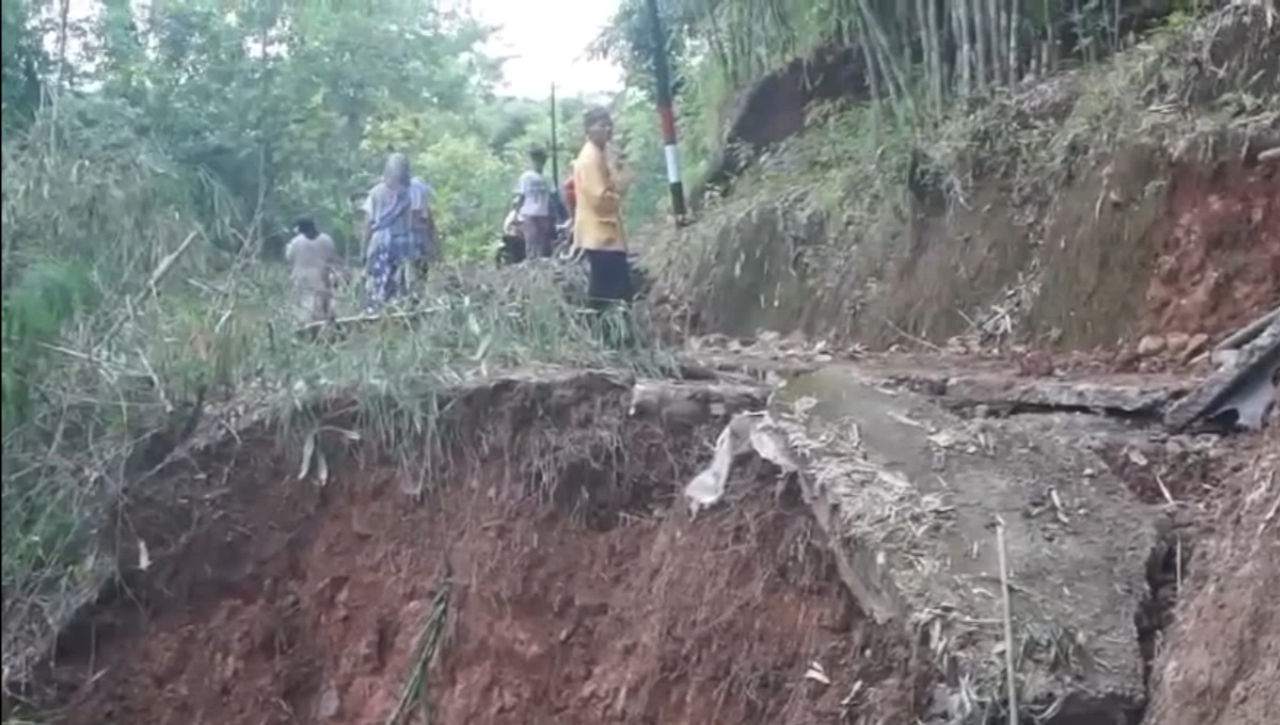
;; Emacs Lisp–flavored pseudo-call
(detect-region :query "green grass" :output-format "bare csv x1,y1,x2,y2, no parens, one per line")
0,106,671,699
1,255,670,681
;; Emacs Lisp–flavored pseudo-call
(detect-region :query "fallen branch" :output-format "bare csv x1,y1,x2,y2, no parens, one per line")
881,316,945,352
1213,304,1280,352
385,578,452,725
149,231,200,293
295,308,438,337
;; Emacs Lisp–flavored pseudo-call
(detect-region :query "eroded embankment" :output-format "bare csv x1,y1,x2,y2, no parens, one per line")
31,372,926,725
649,7,1280,353
652,143,1280,353
1143,429,1280,725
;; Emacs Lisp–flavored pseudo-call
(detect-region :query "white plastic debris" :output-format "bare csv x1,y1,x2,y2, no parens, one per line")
137,539,152,572
684,424,738,518
749,419,802,472
684,412,801,517
803,661,832,685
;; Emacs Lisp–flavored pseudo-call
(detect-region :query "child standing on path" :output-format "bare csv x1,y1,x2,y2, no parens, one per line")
284,218,337,325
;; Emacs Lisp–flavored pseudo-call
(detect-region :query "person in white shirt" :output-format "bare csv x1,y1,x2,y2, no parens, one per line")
511,147,554,258
284,218,337,325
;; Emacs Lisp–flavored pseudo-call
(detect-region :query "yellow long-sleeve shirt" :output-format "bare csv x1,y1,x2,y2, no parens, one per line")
572,141,627,252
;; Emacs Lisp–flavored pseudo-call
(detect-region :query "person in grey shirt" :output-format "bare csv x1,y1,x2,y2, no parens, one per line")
511,147,554,258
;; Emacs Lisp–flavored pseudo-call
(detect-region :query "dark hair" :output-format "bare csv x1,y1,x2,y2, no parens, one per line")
583,105,612,130
529,146,547,165
293,218,318,240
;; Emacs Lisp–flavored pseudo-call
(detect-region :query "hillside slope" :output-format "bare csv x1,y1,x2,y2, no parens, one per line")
648,7,1279,354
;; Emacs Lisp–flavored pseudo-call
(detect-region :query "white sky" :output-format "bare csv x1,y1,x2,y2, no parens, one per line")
55,0,623,100
465,0,623,98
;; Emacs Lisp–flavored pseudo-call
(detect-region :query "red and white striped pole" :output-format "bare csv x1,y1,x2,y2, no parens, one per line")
644,0,688,224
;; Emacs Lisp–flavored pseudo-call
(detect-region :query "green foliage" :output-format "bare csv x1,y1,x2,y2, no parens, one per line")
0,0,43,122
1,260,96,425
0,0,670,689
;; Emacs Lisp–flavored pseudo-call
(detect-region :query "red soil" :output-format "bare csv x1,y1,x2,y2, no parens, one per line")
1140,159,1280,340
45,412,924,725
1143,428,1280,725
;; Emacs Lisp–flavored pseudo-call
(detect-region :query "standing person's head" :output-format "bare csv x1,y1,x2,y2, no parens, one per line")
383,152,411,189
528,146,547,173
583,106,613,149
293,218,319,240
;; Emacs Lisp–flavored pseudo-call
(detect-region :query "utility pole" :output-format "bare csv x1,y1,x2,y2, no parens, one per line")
644,0,688,224
549,82,565,223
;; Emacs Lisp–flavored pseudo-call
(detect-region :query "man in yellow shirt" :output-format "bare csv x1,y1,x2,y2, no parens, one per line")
572,106,634,318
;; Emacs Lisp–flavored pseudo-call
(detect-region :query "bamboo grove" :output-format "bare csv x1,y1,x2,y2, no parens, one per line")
600,0,1264,122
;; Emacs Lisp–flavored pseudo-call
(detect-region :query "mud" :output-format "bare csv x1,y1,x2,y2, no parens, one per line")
1143,430,1280,725
33,373,927,725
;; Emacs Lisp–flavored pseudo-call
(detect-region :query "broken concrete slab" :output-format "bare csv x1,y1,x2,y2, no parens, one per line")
1212,304,1280,352
628,379,770,428
1165,317,1280,432
822,361,1198,419
939,374,1195,417
775,366,1159,724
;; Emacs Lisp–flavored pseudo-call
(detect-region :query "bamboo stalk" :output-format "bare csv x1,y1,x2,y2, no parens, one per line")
855,0,912,114
996,517,1020,725
958,0,975,97
989,0,1004,87
1043,0,1056,74
914,0,932,109
974,0,989,89
1008,0,1021,83
856,16,885,138
926,0,945,111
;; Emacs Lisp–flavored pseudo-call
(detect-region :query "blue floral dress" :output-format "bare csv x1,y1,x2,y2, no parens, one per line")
363,184,415,313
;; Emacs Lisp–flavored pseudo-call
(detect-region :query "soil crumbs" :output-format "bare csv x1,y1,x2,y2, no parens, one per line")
1144,426,1280,725
46,428,925,724
1140,159,1280,339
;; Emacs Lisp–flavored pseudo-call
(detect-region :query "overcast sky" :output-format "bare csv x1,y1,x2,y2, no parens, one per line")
466,0,623,98
56,0,624,99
